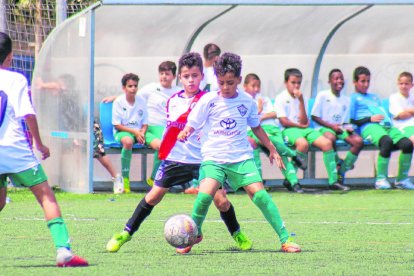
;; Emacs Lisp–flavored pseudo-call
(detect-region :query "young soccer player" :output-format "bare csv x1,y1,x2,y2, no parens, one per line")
274,68,349,191
243,73,306,192
112,73,148,193
106,52,252,254
350,66,414,189
199,43,221,92
311,69,363,185
0,32,88,267
177,53,300,254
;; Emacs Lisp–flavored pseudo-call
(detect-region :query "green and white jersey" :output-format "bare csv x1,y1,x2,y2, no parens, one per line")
389,92,414,129
311,89,350,129
187,90,260,163
139,82,180,126
112,94,148,134
274,89,308,130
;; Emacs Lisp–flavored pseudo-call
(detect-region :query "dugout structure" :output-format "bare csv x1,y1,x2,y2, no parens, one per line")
31,0,414,193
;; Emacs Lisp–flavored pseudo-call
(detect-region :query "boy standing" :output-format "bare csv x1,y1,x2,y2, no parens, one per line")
350,66,413,189
0,32,88,267
112,73,148,193
274,68,349,191
178,53,301,253
199,43,221,92
311,69,363,185
106,52,252,254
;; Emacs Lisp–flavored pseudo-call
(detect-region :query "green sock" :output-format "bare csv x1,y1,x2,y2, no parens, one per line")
47,217,71,249
377,155,389,180
252,190,289,244
253,148,263,177
339,152,358,174
397,153,412,181
323,150,338,184
151,150,162,180
281,156,298,185
121,148,132,178
191,192,213,235
269,136,295,157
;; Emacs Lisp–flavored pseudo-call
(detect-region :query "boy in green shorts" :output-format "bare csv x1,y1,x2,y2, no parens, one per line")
311,69,363,186
274,68,349,191
350,66,413,189
243,73,306,193
178,52,301,254
112,73,148,193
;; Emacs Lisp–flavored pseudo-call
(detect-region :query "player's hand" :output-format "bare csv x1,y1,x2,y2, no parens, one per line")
257,97,264,114
332,124,343,134
134,130,145,144
101,95,117,103
177,130,189,141
299,122,309,128
371,114,384,122
269,150,286,170
37,144,50,160
293,89,302,99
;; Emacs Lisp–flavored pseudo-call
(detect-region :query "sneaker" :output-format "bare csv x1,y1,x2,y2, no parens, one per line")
375,178,392,190
146,178,154,187
281,237,301,253
106,231,131,252
283,179,293,191
292,155,307,170
184,186,199,194
124,178,131,193
232,231,253,251
292,183,304,193
176,235,203,254
395,178,414,190
329,182,350,191
56,248,88,267
113,174,124,194
337,172,345,185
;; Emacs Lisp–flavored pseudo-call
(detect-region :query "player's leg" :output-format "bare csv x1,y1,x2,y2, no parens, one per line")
339,133,364,178
116,132,135,193
247,135,262,177
392,129,414,189
0,175,7,212
146,125,164,186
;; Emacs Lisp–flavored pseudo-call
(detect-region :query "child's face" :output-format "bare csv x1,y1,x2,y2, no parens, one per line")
159,70,175,89
354,74,370,94
329,71,344,93
123,79,138,97
217,72,242,98
285,75,302,95
398,76,413,95
179,66,203,94
243,78,261,97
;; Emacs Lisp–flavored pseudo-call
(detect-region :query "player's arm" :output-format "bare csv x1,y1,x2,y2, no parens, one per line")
101,95,118,103
311,115,343,134
25,114,50,160
178,125,195,141
394,109,414,120
294,90,309,126
260,111,276,121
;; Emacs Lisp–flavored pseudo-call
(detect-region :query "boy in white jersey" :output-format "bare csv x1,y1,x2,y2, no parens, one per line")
389,72,414,145
199,43,220,92
243,73,306,193
106,52,252,254
112,73,148,193
311,69,363,187
0,32,88,267
274,68,349,191
178,53,301,253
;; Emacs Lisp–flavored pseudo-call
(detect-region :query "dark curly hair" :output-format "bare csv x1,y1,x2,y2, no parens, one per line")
178,52,203,74
0,32,12,64
214,52,242,78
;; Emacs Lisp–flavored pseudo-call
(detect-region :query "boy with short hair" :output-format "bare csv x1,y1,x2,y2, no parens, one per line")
178,53,301,254
350,66,414,189
0,32,88,267
311,69,363,185
106,52,252,254
274,68,349,191
112,73,148,193
199,43,221,92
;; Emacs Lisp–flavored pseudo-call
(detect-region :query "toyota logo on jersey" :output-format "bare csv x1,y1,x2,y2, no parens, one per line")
220,118,237,129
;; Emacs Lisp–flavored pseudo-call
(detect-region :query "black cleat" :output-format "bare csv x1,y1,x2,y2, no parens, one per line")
283,179,293,191
329,182,350,191
292,183,304,193
292,155,307,171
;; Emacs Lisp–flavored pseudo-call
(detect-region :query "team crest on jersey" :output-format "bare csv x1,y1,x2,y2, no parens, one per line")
237,104,248,117
332,114,341,122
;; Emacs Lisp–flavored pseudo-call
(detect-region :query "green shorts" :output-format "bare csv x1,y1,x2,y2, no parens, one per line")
319,127,350,140
401,126,414,139
0,165,48,188
145,125,165,145
114,131,138,143
199,159,262,191
362,124,405,146
248,125,283,144
282,127,322,146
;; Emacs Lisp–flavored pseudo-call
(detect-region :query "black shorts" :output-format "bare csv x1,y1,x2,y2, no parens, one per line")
154,160,200,189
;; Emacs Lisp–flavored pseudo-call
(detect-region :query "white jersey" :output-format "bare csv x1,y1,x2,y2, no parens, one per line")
187,90,260,163
256,94,277,127
112,94,148,134
200,67,218,92
139,82,180,126
389,92,414,129
165,91,203,164
0,69,38,173
311,89,350,129
274,90,308,130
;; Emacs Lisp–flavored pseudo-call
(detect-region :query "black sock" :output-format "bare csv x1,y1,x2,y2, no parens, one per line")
220,204,240,236
124,198,154,236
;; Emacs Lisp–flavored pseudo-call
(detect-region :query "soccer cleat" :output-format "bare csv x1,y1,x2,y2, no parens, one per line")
292,183,304,193
56,248,88,267
292,155,307,170
375,178,392,190
176,235,203,254
184,186,199,195
146,178,154,187
329,182,350,191
283,179,293,191
232,231,253,251
281,237,301,253
124,178,131,193
395,178,414,190
337,171,345,185
113,174,124,194
106,231,131,253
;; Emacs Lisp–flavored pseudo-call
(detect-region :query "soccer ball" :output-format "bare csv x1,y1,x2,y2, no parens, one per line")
164,214,198,248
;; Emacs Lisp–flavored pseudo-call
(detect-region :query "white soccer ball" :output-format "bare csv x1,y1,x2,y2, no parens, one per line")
164,214,198,248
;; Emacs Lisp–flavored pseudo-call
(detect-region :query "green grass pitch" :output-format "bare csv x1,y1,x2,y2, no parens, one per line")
1,189,413,275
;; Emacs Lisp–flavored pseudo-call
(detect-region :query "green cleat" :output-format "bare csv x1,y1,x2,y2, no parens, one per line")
106,231,131,252
233,231,253,251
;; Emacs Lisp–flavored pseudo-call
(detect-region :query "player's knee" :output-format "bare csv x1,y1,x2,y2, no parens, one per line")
379,135,393,158
324,132,336,144
295,138,309,152
213,195,230,212
398,138,413,154
318,137,333,151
